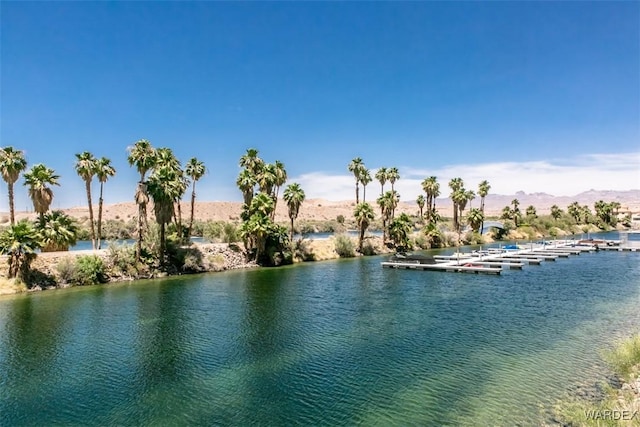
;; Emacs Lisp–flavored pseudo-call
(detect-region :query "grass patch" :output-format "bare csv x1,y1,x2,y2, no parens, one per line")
554,334,640,426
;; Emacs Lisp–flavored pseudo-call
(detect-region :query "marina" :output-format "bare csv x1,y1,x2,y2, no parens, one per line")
381,240,611,275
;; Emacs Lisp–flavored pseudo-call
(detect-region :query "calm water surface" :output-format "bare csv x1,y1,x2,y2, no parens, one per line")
1,234,639,426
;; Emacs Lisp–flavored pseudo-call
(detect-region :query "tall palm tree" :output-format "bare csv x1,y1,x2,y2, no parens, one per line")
348,157,364,204
23,164,60,222
272,160,287,210
75,151,98,249
0,147,27,225
237,169,256,208
36,210,79,252
239,148,263,176
375,167,388,195
0,220,41,281
360,168,372,203
416,194,425,221
478,180,491,234
95,157,116,249
448,177,464,232
377,191,395,242
146,165,182,264
550,204,563,221
283,183,305,245
421,176,440,225
185,157,206,239
127,139,157,260
354,202,375,252
452,189,468,232
387,167,399,192
511,198,521,227
257,162,277,196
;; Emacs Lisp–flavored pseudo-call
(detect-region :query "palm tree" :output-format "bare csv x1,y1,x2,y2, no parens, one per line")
348,157,364,204
550,205,563,221
272,160,287,213
387,167,399,192
526,205,537,219
360,168,372,203
0,220,41,281
146,165,182,263
257,162,277,196
568,201,581,223
388,213,412,251
127,139,157,260
75,151,98,249
511,198,521,227
375,167,388,195
283,183,305,245
354,202,375,252
448,178,464,232
377,191,395,242
0,147,28,225
237,169,256,209
95,157,116,249
422,176,440,225
35,210,79,252
23,164,60,222
416,194,425,221
239,148,263,176
467,208,484,233
477,180,491,234
185,157,206,239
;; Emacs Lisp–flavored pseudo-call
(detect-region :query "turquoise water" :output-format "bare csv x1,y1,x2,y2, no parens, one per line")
1,235,639,425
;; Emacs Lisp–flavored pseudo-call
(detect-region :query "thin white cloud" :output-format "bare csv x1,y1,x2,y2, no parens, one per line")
289,152,640,201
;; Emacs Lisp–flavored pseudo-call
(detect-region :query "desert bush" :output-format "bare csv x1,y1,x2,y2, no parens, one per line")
293,238,315,262
361,241,377,256
222,223,240,243
334,234,356,258
73,255,107,286
56,258,77,284
106,244,149,279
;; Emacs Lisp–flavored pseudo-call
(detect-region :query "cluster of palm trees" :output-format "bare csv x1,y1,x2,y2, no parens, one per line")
348,158,404,251
127,139,205,263
236,149,305,263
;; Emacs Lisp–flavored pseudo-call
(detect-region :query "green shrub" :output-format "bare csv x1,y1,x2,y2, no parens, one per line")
334,234,356,258
222,223,240,243
73,255,107,286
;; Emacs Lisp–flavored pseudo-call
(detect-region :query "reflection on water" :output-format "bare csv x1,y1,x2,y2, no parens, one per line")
1,233,639,425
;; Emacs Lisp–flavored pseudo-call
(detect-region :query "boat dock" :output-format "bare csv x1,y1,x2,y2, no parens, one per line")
381,240,606,275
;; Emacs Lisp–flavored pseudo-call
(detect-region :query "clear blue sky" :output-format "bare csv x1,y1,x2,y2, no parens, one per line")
2,1,638,209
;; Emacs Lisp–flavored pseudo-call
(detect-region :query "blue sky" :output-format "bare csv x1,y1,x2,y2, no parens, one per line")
1,1,638,209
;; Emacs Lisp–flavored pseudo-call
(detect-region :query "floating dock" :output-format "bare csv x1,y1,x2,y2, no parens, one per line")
381,240,626,275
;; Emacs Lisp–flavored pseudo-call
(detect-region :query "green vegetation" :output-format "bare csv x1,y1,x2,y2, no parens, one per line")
334,234,356,258
554,334,640,427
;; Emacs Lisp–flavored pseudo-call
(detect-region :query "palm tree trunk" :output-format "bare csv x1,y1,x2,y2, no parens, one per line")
363,185,366,204
8,182,15,225
290,217,295,247
97,182,104,249
188,183,197,239
85,181,96,250
358,225,365,252
159,223,165,266
480,197,485,235
453,203,458,232
136,204,143,262
355,182,360,205
176,201,183,242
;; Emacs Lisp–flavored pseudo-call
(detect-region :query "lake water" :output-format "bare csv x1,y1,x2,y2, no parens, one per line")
1,233,639,425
